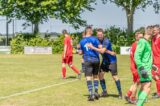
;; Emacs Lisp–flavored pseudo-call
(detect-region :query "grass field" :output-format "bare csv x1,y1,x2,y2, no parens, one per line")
0,54,159,106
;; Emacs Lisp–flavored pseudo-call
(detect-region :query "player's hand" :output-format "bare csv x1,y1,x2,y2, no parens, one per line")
140,66,148,78
111,51,116,56
152,65,158,72
87,43,94,49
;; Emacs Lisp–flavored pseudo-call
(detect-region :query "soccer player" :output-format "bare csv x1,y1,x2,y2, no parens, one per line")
125,29,144,104
134,26,153,106
79,26,105,101
87,28,122,99
152,25,160,98
62,30,81,79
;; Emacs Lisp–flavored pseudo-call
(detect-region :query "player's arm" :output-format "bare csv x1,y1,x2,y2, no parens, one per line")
63,45,67,58
87,44,106,54
130,52,137,73
78,41,83,55
134,40,145,69
63,38,68,58
106,50,116,56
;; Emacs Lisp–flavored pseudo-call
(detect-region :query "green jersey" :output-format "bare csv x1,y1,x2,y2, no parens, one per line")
134,38,153,82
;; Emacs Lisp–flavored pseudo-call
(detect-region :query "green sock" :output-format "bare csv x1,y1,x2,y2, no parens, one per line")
138,90,142,97
137,91,148,106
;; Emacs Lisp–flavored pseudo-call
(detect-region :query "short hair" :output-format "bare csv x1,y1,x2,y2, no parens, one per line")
85,26,92,33
96,28,104,33
135,27,145,35
62,29,68,35
145,26,153,35
153,24,160,29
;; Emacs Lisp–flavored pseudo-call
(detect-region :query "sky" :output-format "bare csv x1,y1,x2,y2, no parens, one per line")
0,1,160,34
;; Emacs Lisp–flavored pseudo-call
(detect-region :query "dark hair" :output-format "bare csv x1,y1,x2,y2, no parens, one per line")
85,26,92,33
153,24,160,29
96,28,104,33
62,29,68,35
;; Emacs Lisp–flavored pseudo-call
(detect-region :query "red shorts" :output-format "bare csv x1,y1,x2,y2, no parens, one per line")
132,72,140,83
152,65,160,77
62,56,73,64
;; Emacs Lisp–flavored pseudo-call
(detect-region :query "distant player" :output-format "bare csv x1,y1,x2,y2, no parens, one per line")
134,26,153,106
87,28,122,99
125,29,144,104
79,26,104,101
152,25,160,98
62,30,81,79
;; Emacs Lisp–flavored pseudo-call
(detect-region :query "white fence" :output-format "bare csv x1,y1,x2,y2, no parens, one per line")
0,46,11,54
24,46,52,55
120,46,131,55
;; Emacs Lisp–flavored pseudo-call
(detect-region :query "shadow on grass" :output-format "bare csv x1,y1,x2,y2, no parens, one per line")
83,93,119,98
66,76,77,79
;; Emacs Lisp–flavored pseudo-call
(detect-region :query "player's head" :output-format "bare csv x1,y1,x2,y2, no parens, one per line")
135,27,145,41
96,28,104,41
85,26,93,36
153,25,160,36
62,29,68,36
144,26,153,40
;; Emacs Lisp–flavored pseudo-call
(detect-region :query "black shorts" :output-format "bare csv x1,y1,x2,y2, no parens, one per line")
84,61,100,76
100,61,118,76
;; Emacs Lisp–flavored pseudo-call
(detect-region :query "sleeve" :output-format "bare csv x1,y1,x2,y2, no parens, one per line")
134,39,145,69
130,46,137,73
95,38,100,46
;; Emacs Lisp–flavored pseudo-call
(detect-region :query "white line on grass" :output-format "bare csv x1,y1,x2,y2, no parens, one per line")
0,79,78,100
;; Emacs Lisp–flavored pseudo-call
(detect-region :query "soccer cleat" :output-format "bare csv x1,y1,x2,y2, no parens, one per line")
77,73,81,80
94,92,100,100
88,94,95,101
129,99,137,105
124,96,130,102
101,91,108,97
118,93,123,99
152,93,160,99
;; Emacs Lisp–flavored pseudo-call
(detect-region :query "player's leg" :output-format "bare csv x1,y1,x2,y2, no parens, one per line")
152,67,160,98
99,61,108,97
110,63,122,98
81,59,85,73
125,72,140,103
62,57,67,79
93,62,100,100
84,62,94,101
137,82,151,106
68,56,81,78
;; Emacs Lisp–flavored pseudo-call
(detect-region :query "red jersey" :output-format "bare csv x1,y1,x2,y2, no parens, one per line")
63,36,73,57
152,36,160,65
130,42,137,73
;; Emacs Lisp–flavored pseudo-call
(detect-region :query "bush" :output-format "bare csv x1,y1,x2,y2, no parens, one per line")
10,33,65,54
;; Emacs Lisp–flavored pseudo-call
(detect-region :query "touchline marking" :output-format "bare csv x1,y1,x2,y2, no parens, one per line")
0,79,78,100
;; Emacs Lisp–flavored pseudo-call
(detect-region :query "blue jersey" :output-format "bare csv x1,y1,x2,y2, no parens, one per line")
80,36,100,62
101,38,117,63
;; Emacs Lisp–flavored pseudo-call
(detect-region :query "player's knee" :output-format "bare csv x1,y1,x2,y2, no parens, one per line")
112,75,119,81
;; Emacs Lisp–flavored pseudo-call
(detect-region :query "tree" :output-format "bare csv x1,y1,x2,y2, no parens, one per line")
102,0,154,34
153,0,160,13
0,0,95,34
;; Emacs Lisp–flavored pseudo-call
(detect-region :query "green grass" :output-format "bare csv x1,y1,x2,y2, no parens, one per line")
0,54,159,106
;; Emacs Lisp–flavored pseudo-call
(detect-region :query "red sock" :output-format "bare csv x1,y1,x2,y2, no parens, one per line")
62,67,66,78
127,90,132,97
131,97,136,101
156,79,160,95
70,65,80,74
